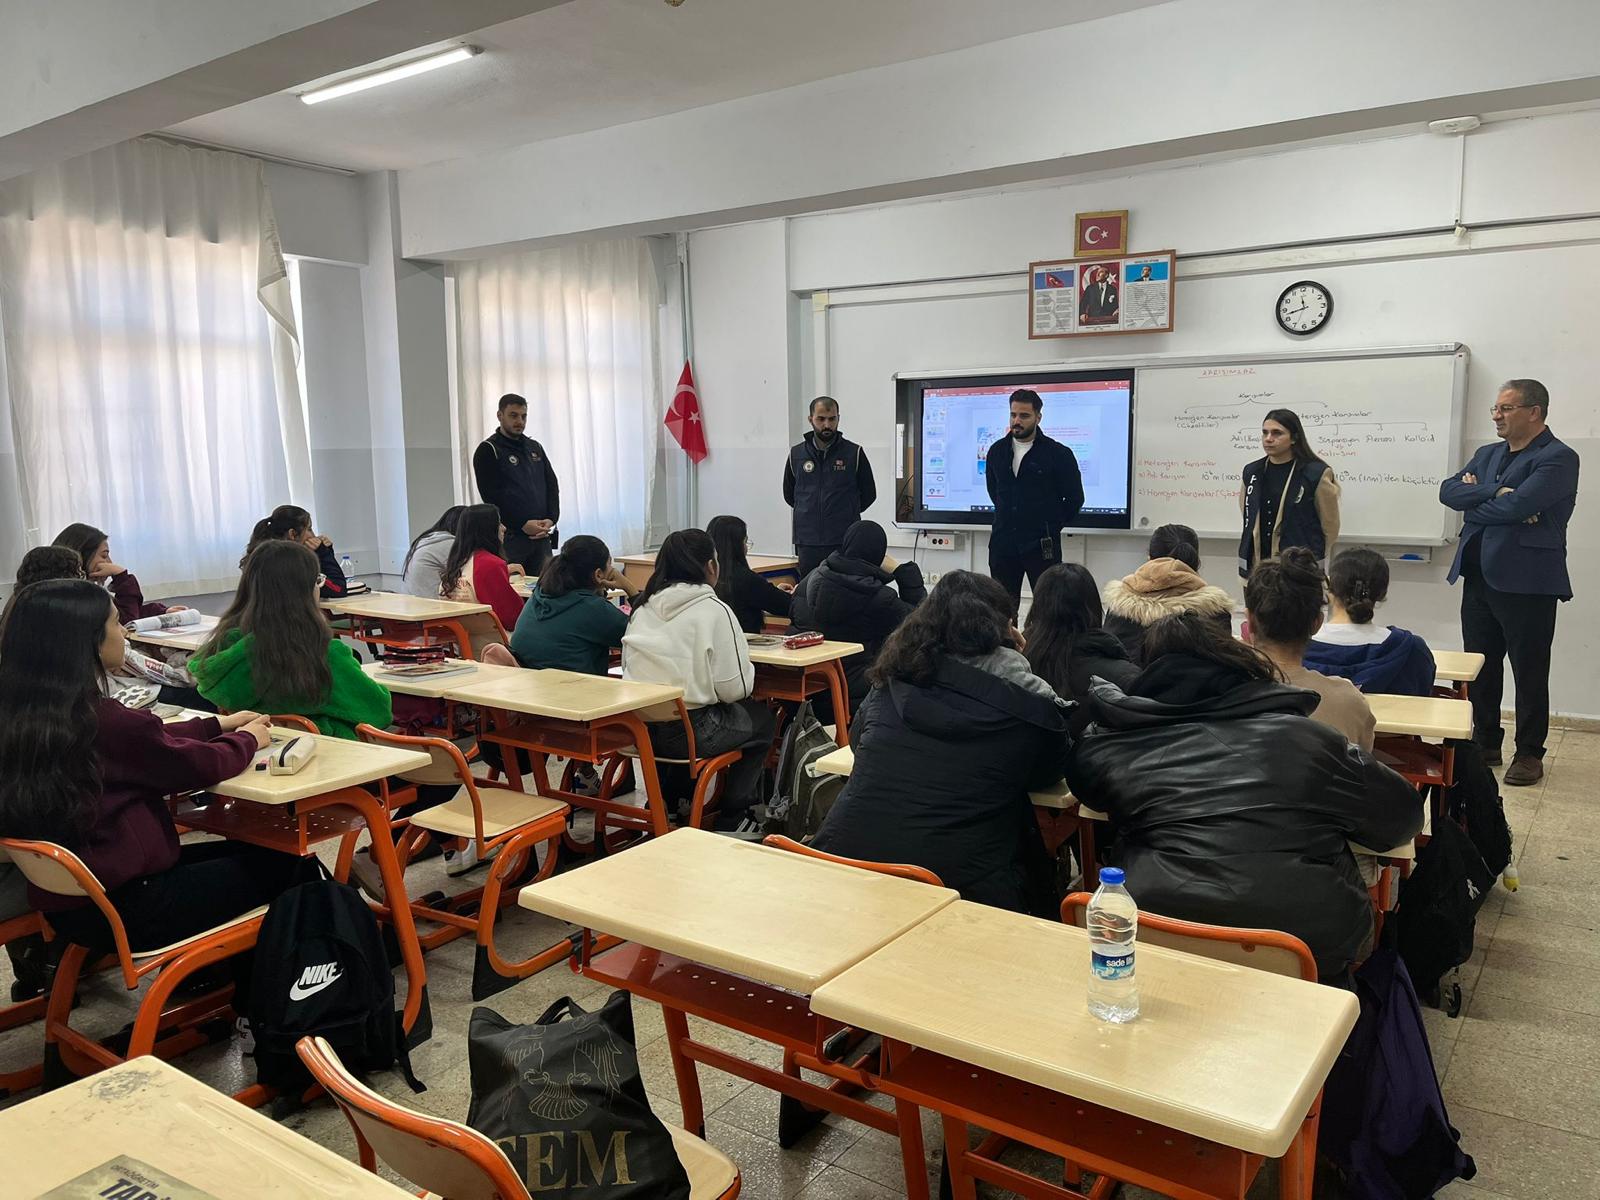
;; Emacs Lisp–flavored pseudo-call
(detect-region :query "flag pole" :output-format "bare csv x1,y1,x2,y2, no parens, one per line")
677,232,698,529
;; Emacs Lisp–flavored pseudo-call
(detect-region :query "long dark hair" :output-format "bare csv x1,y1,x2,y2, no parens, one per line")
1141,611,1279,682
1263,408,1326,465
706,515,754,607
1147,523,1200,570
440,504,504,596
870,570,1011,687
52,523,108,568
242,504,312,568
402,505,465,575
203,541,332,707
1244,547,1326,647
1328,547,1389,624
538,535,612,599
1023,564,1103,693
0,581,114,844
632,529,715,617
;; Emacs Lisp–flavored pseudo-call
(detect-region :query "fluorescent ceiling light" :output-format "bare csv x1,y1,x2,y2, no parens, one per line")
300,46,478,105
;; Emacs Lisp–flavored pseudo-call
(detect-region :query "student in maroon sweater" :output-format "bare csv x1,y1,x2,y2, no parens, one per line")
0,580,310,953
53,522,189,625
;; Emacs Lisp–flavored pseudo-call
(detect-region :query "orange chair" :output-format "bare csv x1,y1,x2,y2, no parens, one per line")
355,724,571,1001
0,906,47,1098
933,895,1323,1200
270,713,321,733
296,1035,742,1199
0,837,268,1104
760,834,944,886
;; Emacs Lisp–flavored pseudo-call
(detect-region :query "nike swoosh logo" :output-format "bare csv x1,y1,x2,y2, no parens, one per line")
289,976,340,1001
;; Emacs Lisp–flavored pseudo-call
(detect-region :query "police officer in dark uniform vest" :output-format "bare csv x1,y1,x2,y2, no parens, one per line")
472,393,561,575
783,396,877,578
1237,407,1342,578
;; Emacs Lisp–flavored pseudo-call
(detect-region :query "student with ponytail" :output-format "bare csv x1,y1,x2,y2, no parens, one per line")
1304,547,1436,696
1102,523,1234,664
1245,549,1375,750
510,535,636,674
242,504,350,599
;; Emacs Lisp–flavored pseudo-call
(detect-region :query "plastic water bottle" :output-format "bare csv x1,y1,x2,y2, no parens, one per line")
1087,867,1140,1023
341,552,354,578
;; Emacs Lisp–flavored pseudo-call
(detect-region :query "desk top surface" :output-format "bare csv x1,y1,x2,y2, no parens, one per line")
1368,693,1473,739
211,732,428,805
1432,650,1486,683
810,900,1357,1158
126,614,218,652
361,658,524,698
519,826,958,993
0,1058,414,1198
324,592,490,620
747,637,864,668
619,552,798,573
441,667,683,721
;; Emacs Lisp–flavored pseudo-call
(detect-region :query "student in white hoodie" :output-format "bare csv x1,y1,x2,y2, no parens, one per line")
622,528,777,833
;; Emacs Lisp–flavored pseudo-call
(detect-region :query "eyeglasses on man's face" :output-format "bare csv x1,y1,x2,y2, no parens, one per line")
1489,404,1533,416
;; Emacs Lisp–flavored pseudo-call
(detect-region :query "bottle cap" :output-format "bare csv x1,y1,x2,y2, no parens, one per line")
1099,867,1125,886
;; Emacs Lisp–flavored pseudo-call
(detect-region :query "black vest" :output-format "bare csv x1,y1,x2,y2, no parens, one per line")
791,435,864,546
1238,457,1328,577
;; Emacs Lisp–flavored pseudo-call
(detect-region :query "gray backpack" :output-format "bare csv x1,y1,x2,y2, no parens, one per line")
763,701,846,839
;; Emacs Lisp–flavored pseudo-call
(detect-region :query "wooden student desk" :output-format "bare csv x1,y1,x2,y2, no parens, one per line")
810,900,1358,1200
747,637,863,746
618,551,799,591
520,827,957,1198
126,614,219,653
169,732,436,1039
324,591,497,659
0,1058,413,1198
1368,693,1473,740
1432,649,1485,699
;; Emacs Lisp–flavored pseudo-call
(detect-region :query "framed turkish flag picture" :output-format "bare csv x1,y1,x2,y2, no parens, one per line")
1074,210,1128,257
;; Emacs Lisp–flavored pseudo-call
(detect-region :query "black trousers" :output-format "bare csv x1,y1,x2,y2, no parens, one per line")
989,537,1060,614
502,529,554,576
795,544,838,579
648,700,777,820
1461,569,1558,760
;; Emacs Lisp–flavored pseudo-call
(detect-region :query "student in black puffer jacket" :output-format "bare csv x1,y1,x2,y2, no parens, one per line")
1066,611,1423,981
811,571,1068,915
789,519,927,711
1022,563,1138,736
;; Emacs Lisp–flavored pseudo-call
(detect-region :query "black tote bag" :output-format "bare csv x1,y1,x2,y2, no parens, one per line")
466,991,690,1199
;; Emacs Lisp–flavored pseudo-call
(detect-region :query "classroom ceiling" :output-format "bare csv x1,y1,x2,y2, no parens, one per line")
162,0,1173,172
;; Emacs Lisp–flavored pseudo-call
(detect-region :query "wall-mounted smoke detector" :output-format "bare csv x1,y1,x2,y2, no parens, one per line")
1428,116,1482,135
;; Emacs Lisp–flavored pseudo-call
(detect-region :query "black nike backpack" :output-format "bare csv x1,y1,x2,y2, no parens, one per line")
247,875,423,1094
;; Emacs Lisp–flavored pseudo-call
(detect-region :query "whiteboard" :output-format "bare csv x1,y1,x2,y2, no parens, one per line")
1132,346,1468,544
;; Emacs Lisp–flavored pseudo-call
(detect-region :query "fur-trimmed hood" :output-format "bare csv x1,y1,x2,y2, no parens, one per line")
1102,557,1234,626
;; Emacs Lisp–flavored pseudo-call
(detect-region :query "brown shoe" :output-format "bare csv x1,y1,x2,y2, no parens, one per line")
1503,756,1543,787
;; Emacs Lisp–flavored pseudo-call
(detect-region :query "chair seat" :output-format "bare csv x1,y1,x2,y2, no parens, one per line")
668,1124,739,1199
130,905,268,959
408,787,567,839
617,745,695,765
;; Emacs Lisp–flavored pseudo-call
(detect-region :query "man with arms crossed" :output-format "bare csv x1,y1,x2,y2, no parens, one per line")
473,393,561,575
1440,379,1579,786
783,396,877,578
986,389,1084,610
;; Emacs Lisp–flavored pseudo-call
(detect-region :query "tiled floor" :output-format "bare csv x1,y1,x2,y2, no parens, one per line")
0,727,1593,1198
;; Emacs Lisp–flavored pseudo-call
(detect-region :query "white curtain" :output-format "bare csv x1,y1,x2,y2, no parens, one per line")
451,238,663,554
0,137,311,595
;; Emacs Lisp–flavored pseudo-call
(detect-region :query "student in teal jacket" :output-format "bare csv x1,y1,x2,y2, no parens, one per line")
510,536,635,675
191,541,391,739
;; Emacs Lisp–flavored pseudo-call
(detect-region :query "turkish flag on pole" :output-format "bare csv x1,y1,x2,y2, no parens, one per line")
664,360,708,464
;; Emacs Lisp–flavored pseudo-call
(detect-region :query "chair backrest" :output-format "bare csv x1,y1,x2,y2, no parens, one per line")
763,834,945,887
355,724,489,844
1060,892,1317,982
296,1036,531,1200
0,837,143,987
271,714,321,734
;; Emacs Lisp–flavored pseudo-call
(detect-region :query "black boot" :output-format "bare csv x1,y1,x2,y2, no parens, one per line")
7,933,47,1002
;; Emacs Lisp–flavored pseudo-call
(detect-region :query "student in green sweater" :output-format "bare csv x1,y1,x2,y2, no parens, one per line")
509,536,637,675
191,541,392,738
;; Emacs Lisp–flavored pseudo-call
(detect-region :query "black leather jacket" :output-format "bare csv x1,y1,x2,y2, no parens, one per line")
1065,656,1423,977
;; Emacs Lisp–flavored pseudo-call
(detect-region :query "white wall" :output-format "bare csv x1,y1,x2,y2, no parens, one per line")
688,108,1600,719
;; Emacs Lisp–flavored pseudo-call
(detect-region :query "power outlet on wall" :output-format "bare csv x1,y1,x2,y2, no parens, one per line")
924,571,942,584
925,532,962,550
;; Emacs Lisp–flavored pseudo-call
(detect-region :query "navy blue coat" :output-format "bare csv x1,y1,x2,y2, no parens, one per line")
1440,428,1579,599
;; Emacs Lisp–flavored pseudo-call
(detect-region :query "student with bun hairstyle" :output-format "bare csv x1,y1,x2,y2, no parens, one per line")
1102,523,1233,664
510,535,635,675
242,504,350,599
191,541,391,739
622,529,775,832
1305,547,1436,696
1245,549,1375,751
53,523,186,624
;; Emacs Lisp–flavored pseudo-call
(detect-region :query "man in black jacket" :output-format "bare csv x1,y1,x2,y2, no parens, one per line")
472,393,560,574
783,396,877,578
985,389,1084,610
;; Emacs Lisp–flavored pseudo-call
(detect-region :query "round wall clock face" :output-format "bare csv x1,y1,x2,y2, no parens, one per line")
1276,280,1333,335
